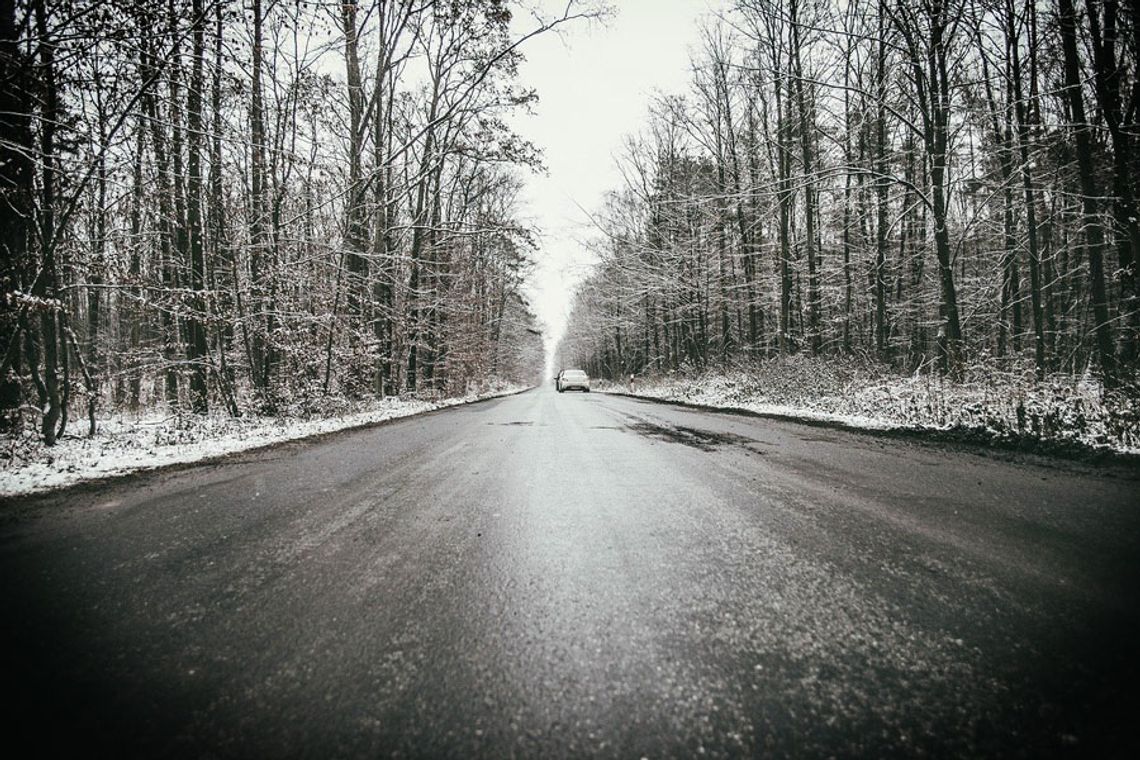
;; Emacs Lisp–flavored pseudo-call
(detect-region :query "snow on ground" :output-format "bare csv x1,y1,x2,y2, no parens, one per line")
4,360,1136,500
600,359,1140,457
0,385,528,498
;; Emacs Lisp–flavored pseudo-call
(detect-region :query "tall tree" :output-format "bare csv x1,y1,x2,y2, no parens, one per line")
1084,0,1140,363
1059,0,1117,382
34,0,63,444
0,0,33,432
889,0,965,375
186,0,208,412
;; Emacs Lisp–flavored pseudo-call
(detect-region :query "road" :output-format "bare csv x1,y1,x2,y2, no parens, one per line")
2,388,1138,758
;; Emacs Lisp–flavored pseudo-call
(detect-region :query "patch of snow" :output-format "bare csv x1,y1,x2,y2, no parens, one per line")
603,360,1140,456
0,386,528,498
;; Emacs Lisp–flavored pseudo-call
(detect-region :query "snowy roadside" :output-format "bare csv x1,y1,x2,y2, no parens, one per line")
0,385,529,498
599,363,1140,458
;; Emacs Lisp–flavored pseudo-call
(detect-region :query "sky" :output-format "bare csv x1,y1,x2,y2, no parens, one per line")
508,0,728,362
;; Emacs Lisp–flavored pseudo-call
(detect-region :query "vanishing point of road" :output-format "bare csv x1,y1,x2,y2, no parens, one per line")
2,388,1138,758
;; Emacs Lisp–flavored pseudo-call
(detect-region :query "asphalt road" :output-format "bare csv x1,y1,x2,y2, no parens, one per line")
2,388,1138,758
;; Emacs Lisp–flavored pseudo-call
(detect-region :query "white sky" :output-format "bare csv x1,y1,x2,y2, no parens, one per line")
508,0,728,359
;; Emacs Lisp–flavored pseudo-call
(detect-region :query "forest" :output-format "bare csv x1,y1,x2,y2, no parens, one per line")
0,0,586,446
4,0,1139,458
561,0,1140,412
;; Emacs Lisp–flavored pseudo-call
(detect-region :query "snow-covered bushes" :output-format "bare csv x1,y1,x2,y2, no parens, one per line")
612,356,1140,455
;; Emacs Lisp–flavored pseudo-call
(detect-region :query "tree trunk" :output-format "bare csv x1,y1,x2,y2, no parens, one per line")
1007,0,1046,376
186,0,208,412
341,0,369,349
140,21,179,405
1084,0,1139,364
1059,0,1117,382
209,0,238,416
34,0,62,445
776,80,794,354
791,1,820,354
874,9,889,360
248,0,271,398
0,0,34,432
167,0,188,405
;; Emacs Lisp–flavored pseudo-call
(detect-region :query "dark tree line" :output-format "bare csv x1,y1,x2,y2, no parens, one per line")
562,0,1140,392
1,0,592,444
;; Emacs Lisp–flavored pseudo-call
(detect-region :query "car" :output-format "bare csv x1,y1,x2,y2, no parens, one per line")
557,368,590,393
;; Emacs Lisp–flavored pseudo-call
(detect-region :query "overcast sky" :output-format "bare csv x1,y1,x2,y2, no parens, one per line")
509,0,728,360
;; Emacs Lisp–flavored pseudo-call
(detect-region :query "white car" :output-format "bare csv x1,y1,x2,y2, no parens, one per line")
556,369,590,392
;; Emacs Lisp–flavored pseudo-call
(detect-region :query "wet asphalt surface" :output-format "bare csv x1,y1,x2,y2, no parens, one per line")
1,387,1139,758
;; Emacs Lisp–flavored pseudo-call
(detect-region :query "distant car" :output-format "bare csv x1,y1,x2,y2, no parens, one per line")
557,369,590,393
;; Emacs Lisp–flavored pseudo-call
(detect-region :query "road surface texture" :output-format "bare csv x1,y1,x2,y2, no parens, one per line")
2,388,1138,758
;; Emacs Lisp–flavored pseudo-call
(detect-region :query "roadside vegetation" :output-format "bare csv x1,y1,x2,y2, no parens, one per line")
603,355,1140,456
0,380,526,497
560,0,1140,452
1,1,591,450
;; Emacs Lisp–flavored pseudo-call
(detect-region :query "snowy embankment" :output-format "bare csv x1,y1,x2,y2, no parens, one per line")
602,358,1140,457
0,385,528,498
